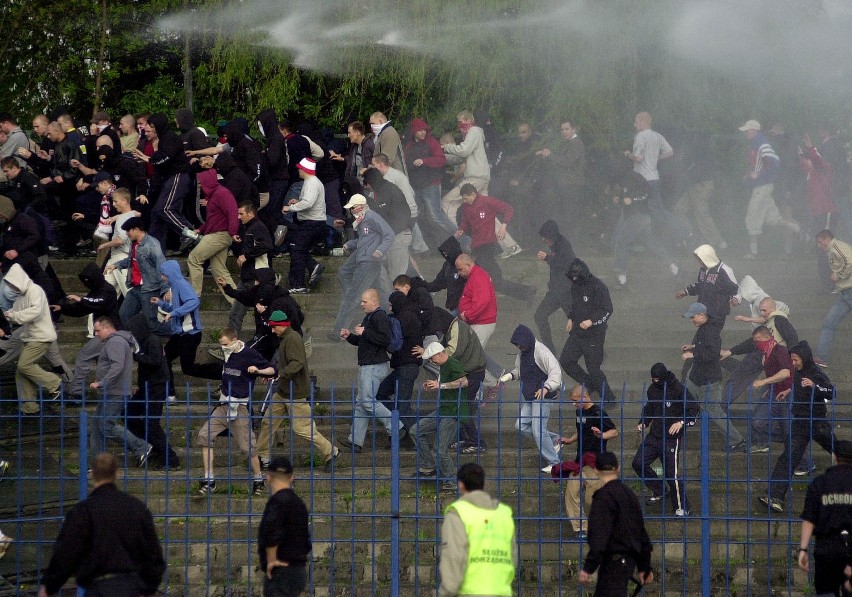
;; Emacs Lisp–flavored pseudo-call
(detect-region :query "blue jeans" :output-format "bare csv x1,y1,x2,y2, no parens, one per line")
120,288,171,336
417,184,456,235
516,400,561,465
750,389,792,446
89,393,151,462
376,363,420,431
349,362,398,447
686,379,743,446
611,212,673,274
333,258,383,332
816,287,852,364
647,179,689,242
412,409,458,478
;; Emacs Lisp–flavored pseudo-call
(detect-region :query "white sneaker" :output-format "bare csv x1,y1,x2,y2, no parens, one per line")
669,263,679,276
0,532,12,559
617,274,627,285
541,465,554,474
167,395,177,403
499,245,522,259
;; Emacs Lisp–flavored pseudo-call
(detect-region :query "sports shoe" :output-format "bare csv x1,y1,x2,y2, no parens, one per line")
413,468,436,478
339,438,363,454
729,440,748,453
138,445,153,467
669,263,679,276
449,441,461,450
178,236,198,253
440,481,457,492
674,508,691,517
794,465,817,476
575,531,587,541
646,494,663,505
290,287,308,294
0,460,9,477
259,455,270,469
167,395,177,404
309,263,326,287
749,444,770,454
0,532,12,560
499,245,522,259
814,357,829,369
461,444,486,454
541,465,554,474
758,495,783,513
252,480,266,496
323,447,340,472
198,479,217,495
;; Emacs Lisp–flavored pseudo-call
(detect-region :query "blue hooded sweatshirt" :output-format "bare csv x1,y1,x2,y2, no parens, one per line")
155,260,202,335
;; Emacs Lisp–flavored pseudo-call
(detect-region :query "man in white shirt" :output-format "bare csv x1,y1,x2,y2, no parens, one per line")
282,158,327,293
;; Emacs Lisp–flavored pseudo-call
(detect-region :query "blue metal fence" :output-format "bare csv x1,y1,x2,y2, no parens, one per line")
0,380,844,595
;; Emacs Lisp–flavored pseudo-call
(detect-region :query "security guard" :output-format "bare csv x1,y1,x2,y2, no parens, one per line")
799,440,852,596
439,463,517,597
580,452,654,596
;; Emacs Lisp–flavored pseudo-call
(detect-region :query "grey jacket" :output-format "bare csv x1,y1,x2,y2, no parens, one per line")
95,331,137,396
115,233,167,294
443,127,490,183
343,209,395,264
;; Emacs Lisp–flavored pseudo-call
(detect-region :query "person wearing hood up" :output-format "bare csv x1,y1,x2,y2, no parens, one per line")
152,260,203,400
175,108,211,152
632,363,699,517
535,220,575,352
760,341,838,513
87,315,154,467
404,117,454,242
186,168,239,301
559,258,617,404
676,244,738,326
208,151,255,206
498,324,563,473
125,313,179,469
424,236,466,314
224,120,270,210
738,119,801,259
256,109,289,213
130,113,195,251
51,262,119,337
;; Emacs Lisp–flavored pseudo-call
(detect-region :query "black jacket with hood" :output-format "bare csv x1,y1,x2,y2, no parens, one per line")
539,219,575,293
175,108,211,152
788,341,835,419
566,258,612,337
425,236,465,311
215,152,256,206
388,290,423,368
257,109,288,182
224,268,304,337
58,262,118,321
641,363,699,440
225,120,269,194
128,313,170,386
234,216,273,282
147,114,189,201
0,195,40,262
362,168,412,233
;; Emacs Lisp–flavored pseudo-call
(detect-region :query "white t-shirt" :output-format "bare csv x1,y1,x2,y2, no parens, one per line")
632,129,673,181
110,211,135,260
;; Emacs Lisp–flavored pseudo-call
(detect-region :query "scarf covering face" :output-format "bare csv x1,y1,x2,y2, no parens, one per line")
371,122,386,136
221,339,244,362
458,121,473,136
754,337,777,357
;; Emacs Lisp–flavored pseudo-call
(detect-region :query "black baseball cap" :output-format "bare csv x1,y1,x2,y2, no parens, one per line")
121,216,145,232
92,170,114,184
268,457,293,475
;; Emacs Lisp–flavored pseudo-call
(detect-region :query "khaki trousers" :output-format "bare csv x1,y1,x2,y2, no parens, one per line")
673,180,723,245
187,231,235,304
564,465,604,532
256,397,333,462
17,341,61,414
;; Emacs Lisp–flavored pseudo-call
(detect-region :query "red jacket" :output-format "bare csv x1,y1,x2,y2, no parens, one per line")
458,265,497,325
197,169,239,236
801,146,836,217
458,193,514,249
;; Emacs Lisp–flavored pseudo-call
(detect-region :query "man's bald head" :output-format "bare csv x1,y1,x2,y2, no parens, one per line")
360,289,380,313
455,254,475,278
758,297,777,319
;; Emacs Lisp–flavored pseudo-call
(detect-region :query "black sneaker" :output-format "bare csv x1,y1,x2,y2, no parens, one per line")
198,480,217,495
252,480,266,496
646,494,663,505
729,440,748,453
412,468,436,478
138,445,153,467
758,496,783,513
309,263,325,287
339,438,362,454
323,447,340,472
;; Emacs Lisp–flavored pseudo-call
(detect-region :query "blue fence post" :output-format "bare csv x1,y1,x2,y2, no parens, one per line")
78,411,88,597
390,410,400,597
700,411,710,597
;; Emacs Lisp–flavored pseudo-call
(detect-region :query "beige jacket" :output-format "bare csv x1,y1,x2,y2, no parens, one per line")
4,263,57,343
828,239,852,290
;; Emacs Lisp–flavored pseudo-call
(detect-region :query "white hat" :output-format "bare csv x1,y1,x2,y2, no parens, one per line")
738,120,761,132
297,158,316,174
343,193,368,209
421,342,445,360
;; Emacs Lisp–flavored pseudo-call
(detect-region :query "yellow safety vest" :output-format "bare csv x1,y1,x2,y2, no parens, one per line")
446,499,515,596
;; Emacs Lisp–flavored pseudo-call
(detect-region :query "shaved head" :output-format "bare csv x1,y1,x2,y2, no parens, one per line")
455,253,475,278
360,289,380,313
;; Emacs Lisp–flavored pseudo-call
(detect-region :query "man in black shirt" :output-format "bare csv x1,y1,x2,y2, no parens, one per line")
560,384,618,539
37,453,164,597
799,440,852,596
580,452,654,596
258,457,310,597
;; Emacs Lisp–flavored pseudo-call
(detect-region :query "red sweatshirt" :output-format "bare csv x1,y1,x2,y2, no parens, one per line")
458,193,514,250
458,265,497,325
197,169,239,236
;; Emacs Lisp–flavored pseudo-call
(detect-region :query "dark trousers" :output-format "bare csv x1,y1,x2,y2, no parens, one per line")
287,220,326,289
165,332,202,395
632,434,689,513
723,351,764,408
248,334,281,362
559,331,616,403
471,243,530,300
593,554,636,597
377,363,420,431
769,419,837,500
86,573,143,597
458,369,487,448
149,172,193,244
126,382,179,467
814,552,849,596
534,288,571,352
263,564,307,597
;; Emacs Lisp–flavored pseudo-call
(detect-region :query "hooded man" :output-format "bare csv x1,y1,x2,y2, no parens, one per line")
175,108,210,152
224,120,269,209
0,194,61,303
762,341,838,513
632,363,699,516
559,258,616,404
535,220,575,351
424,236,466,314
51,262,119,331
256,109,289,215
404,117,454,241
3,263,61,414
676,244,738,326
498,324,563,473
130,113,194,249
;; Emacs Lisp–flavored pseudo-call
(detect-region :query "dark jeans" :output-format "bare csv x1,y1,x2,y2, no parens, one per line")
559,331,616,403
376,363,420,431
458,369,487,448
287,220,326,289
263,564,307,597
632,434,689,513
86,572,143,597
165,332,202,394
534,288,571,352
723,351,764,408
769,419,836,500
593,554,636,597
248,334,281,362
471,243,531,300
126,382,179,467
814,552,849,596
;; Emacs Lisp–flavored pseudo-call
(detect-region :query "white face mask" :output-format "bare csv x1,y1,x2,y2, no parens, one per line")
257,121,265,137
370,123,384,136
221,339,243,361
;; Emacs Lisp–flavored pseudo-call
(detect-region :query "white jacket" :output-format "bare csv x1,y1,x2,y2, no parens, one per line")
4,263,57,343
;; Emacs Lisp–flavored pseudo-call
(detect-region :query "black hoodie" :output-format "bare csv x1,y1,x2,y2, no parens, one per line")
214,152,256,205
257,109,288,182
147,113,189,185
224,268,304,337
362,168,412,233
425,236,465,311
641,363,699,439
539,220,575,292
388,290,423,368
566,258,612,337
57,262,118,321
128,313,170,386
788,341,834,419
225,121,268,193
175,108,211,152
